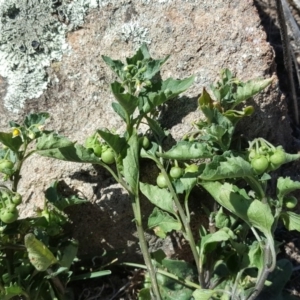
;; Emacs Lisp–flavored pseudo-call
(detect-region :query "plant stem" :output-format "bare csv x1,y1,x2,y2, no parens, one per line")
157,162,204,288
131,193,162,300
122,262,202,290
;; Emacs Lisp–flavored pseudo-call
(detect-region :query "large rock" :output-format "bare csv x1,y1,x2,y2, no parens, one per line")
0,0,292,259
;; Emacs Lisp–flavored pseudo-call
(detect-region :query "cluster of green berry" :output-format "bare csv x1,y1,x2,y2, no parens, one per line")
0,159,14,176
0,189,22,223
156,162,199,189
248,139,287,175
84,133,115,165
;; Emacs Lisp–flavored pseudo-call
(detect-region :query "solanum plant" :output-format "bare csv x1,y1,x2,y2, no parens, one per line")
0,115,110,300
30,45,300,299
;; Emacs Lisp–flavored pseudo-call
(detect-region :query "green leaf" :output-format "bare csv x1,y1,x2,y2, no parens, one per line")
156,258,196,300
112,102,127,122
36,132,74,150
199,229,231,267
248,241,263,269
145,116,167,143
111,81,139,116
176,175,197,194
37,141,101,164
138,288,151,300
123,133,139,193
215,207,230,228
143,56,169,80
247,199,274,236
200,156,253,180
0,132,23,152
157,141,213,160
192,289,217,300
200,182,274,236
160,76,195,98
70,270,111,281
145,91,167,111
280,211,300,232
97,130,127,155
126,43,151,64
102,55,125,80
276,177,300,200
58,240,78,269
140,182,176,215
198,87,213,108
3,284,24,300
235,77,273,105
24,112,50,128
45,181,87,210
24,233,58,271
148,208,181,238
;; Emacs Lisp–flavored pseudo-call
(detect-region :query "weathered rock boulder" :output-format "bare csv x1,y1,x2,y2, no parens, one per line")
0,0,292,259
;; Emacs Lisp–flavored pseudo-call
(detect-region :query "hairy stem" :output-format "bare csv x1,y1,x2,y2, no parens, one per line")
132,193,162,300
157,163,204,288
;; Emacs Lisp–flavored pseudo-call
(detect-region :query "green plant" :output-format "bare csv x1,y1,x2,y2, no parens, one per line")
32,45,300,299
0,114,110,299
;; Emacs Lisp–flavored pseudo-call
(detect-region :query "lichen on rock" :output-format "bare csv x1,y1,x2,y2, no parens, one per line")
0,0,96,112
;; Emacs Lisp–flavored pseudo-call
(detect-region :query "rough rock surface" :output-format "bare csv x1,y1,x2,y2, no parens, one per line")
0,0,293,259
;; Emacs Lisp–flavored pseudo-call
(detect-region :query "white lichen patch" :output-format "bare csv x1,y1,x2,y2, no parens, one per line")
0,0,97,112
120,20,151,48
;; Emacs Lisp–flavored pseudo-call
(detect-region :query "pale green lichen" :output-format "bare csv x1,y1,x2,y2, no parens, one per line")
0,0,96,112
120,20,151,49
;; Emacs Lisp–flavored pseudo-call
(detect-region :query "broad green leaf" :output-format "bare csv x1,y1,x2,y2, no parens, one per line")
176,175,197,194
148,208,181,238
58,240,78,269
248,241,263,269
157,141,213,160
101,55,125,80
200,155,253,180
111,81,139,116
112,102,127,122
126,43,151,64
37,142,101,164
235,77,273,105
3,284,24,300
143,56,169,79
280,211,300,232
123,133,139,193
192,289,217,300
36,133,74,150
24,233,57,271
161,76,195,98
146,91,167,110
199,230,231,266
0,132,22,152
247,199,274,236
140,141,159,160
140,182,176,215
145,116,167,143
215,207,230,228
138,288,151,300
45,181,87,210
201,182,273,236
24,112,49,128
276,177,300,200
97,130,127,156
156,258,196,300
